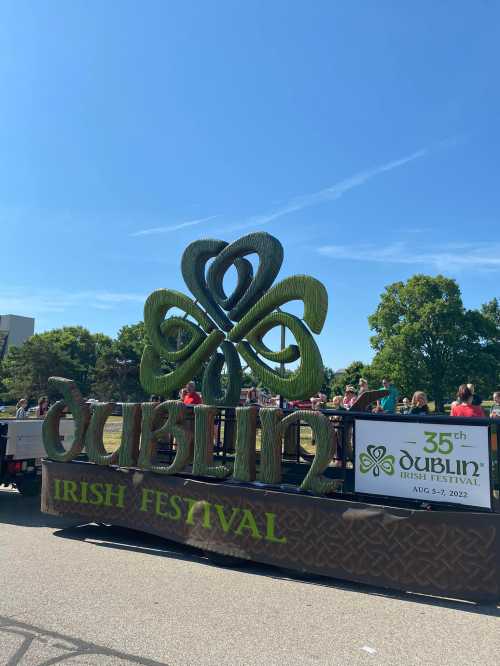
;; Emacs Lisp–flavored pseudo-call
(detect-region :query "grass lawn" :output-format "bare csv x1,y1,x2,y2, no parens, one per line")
102,415,123,451
0,406,16,418
100,416,317,455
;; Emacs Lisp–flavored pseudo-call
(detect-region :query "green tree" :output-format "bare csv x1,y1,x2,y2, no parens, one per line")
342,361,365,387
481,298,500,328
328,362,376,397
91,348,144,402
90,321,204,401
479,298,500,395
460,305,500,398
41,326,112,395
241,367,265,389
0,326,112,402
114,322,148,360
369,275,499,411
320,366,335,398
1,337,75,401
91,322,148,402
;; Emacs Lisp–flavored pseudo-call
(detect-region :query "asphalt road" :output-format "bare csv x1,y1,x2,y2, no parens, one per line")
0,487,499,666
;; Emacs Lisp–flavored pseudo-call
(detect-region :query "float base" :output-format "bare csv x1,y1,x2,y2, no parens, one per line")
42,460,500,603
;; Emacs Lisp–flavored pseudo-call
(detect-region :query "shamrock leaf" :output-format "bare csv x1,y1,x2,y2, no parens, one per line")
359,451,377,475
140,232,328,405
140,289,224,396
359,445,395,477
379,456,395,475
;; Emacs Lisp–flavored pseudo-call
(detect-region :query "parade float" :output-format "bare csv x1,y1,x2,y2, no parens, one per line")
41,232,499,603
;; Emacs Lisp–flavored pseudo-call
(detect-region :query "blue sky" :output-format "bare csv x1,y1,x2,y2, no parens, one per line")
0,1,498,370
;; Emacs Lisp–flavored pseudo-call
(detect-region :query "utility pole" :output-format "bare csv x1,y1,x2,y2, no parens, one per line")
279,321,285,409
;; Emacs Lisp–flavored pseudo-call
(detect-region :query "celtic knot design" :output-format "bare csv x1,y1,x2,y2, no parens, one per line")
359,445,395,476
139,232,328,406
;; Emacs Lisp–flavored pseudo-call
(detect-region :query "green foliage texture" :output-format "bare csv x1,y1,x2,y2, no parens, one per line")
139,232,328,405
367,275,499,409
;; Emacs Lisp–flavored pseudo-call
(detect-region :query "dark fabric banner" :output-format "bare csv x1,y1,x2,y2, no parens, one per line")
42,460,500,603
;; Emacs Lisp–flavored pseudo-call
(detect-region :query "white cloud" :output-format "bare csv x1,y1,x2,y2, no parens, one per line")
318,242,500,272
130,215,217,237
223,147,429,232
0,288,147,318
129,137,460,238
89,291,146,304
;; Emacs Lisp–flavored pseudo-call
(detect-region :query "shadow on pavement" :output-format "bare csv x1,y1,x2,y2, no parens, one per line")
0,615,169,665
3,486,499,618
54,522,500,618
0,487,82,529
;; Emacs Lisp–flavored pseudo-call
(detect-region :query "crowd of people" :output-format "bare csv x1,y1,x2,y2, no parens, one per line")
14,396,49,419
11,381,500,420
331,378,500,419
167,376,500,420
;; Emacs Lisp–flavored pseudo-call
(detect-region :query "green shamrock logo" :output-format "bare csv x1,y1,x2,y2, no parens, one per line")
359,445,395,477
139,232,328,406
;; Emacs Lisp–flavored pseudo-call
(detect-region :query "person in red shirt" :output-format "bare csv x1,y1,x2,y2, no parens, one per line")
182,381,202,405
450,384,485,417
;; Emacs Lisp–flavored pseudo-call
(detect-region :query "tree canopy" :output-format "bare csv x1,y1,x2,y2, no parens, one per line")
368,275,499,409
90,322,148,402
0,326,112,401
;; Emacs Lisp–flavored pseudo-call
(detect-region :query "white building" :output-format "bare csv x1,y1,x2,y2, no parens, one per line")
0,315,35,359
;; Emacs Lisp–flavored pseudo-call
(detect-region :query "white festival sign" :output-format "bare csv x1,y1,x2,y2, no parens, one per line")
355,419,491,509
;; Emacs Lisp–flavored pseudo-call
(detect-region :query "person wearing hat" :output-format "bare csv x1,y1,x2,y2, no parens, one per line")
343,385,357,410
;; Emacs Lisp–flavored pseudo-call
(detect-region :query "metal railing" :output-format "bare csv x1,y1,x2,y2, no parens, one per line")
155,407,499,512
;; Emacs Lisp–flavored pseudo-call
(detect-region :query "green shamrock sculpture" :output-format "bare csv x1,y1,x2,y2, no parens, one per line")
140,232,328,406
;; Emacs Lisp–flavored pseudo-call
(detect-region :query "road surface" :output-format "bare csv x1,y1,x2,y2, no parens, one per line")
0,487,498,665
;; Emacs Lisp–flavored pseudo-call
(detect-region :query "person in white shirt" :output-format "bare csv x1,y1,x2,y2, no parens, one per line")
15,398,28,419
490,391,500,418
